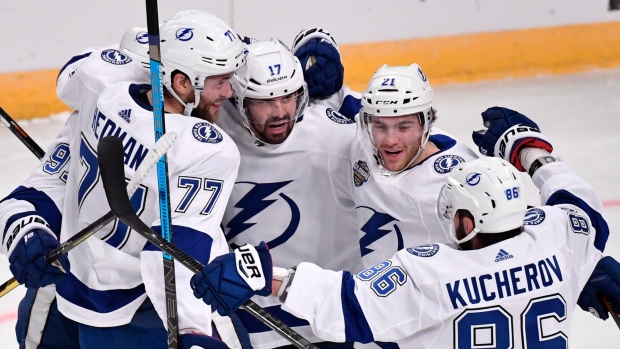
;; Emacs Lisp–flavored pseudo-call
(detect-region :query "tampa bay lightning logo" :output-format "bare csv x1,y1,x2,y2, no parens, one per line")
466,172,482,186
524,208,546,225
192,123,223,144
136,31,149,44
357,206,403,257
101,49,132,65
176,28,194,41
226,181,300,249
326,108,354,124
434,155,464,174
406,244,440,257
418,67,427,82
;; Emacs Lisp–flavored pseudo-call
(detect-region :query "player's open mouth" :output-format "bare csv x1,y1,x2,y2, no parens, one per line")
383,150,403,158
268,122,287,132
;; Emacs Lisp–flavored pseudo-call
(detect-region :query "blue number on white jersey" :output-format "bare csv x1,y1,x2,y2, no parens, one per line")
356,260,408,297
454,294,567,348
175,176,223,215
43,143,70,182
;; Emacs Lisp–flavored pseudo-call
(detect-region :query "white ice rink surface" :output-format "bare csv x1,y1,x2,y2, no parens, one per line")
1,69,620,347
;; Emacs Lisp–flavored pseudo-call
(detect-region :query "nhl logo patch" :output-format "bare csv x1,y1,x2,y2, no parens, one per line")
326,108,354,124
434,155,464,174
192,122,223,144
101,49,132,65
524,208,546,225
353,160,370,187
406,244,440,257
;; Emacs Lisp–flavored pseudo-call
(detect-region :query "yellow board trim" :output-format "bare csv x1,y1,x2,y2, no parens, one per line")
2,20,620,120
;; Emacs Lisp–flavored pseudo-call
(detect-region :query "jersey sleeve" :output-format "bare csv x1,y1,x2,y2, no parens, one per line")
533,161,609,253
0,112,76,256
56,48,99,110
311,85,361,121
281,251,423,344
140,127,240,335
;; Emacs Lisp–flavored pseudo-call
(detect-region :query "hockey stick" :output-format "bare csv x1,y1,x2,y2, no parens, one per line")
602,295,620,329
0,106,45,160
145,1,179,347
98,136,319,349
0,132,177,299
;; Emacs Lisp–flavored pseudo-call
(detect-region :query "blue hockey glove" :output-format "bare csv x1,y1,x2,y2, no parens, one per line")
180,333,229,349
578,256,620,320
292,28,344,99
471,106,553,171
9,229,69,289
191,242,273,316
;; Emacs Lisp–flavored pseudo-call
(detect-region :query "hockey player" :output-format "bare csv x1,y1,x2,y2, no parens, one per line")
190,107,614,347
1,11,245,349
215,38,361,348
352,64,477,267
1,24,152,349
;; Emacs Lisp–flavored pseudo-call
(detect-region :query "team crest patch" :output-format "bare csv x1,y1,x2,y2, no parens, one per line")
192,123,223,144
353,160,370,187
326,108,354,124
524,208,546,225
406,244,440,257
434,155,464,174
100,49,132,65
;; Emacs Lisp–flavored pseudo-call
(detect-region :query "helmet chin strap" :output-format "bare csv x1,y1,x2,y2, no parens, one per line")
452,225,481,245
164,82,200,116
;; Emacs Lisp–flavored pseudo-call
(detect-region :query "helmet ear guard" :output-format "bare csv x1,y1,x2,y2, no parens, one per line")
437,158,527,245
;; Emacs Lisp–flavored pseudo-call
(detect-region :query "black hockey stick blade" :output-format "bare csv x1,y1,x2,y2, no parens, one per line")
602,295,620,329
98,136,318,349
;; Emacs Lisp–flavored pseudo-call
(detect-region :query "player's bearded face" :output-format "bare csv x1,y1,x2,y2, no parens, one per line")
371,114,424,172
454,212,474,251
246,92,298,144
193,73,235,123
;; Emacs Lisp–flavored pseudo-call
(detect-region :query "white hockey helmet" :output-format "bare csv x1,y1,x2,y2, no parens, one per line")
232,38,309,142
159,11,246,115
438,157,527,245
120,26,150,69
360,63,435,175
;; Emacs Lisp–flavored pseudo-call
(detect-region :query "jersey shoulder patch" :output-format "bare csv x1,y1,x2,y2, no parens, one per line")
100,49,133,65
192,122,223,144
406,244,440,257
325,108,354,124
433,154,464,174
524,208,546,225
353,160,370,187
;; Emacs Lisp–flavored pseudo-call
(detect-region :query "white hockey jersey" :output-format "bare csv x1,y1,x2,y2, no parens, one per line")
55,82,240,336
352,128,478,267
216,99,362,348
1,45,150,258
282,161,609,348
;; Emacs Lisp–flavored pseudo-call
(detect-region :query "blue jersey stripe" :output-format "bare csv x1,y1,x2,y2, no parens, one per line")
1,186,62,238
56,273,145,314
341,271,374,343
144,225,213,266
546,189,609,252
